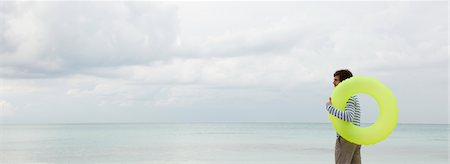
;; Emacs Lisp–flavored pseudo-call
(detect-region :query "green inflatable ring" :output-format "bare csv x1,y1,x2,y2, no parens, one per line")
328,76,398,145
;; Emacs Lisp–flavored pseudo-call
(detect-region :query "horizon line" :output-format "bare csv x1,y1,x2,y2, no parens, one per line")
0,121,448,126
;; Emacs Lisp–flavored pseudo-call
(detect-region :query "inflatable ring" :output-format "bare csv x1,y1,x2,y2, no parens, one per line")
328,76,398,145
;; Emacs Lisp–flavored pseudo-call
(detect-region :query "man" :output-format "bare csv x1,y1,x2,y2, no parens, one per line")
326,69,361,164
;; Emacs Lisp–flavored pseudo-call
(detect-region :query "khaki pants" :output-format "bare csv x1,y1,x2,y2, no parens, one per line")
335,136,361,164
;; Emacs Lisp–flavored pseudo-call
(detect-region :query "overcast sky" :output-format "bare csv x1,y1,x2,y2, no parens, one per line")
0,1,448,124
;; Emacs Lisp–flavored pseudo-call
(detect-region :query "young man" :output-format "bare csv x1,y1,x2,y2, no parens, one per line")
326,69,361,164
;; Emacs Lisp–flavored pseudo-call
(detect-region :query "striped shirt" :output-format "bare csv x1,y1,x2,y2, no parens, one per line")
326,96,361,136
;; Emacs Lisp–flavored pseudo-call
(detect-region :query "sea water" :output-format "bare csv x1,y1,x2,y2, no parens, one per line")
0,123,448,164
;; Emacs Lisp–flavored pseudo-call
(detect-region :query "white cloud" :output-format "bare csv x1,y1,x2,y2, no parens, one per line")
171,1,447,79
0,1,447,123
1,1,446,79
115,55,322,88
0,1,179,78
60,54,324,109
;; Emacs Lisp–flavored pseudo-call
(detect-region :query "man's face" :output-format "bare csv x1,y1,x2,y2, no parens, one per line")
333,76,341,87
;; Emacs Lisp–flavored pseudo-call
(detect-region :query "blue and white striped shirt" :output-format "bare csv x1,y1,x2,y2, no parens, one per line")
326,96,361,136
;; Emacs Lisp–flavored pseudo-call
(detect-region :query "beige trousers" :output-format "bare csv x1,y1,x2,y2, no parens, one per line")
335,136,361,164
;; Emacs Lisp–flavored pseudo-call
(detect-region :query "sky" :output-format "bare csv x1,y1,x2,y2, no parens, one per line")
0,1,448,124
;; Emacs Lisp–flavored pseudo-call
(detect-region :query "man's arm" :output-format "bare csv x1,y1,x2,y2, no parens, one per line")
326,97,358,122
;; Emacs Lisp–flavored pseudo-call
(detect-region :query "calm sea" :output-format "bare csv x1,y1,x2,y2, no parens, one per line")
0,123,448,164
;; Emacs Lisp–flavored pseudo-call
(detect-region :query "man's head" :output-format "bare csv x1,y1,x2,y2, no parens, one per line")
333,69,353,87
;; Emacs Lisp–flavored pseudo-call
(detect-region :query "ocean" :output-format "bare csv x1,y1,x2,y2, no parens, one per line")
0,123,448,164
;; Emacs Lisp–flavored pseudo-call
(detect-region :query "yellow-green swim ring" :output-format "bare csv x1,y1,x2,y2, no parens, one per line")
328,76,398,145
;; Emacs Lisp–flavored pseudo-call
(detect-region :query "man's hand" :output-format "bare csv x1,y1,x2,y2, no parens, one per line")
326,97,332,107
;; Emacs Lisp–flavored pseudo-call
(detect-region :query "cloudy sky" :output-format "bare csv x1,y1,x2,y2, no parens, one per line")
0,1,448,124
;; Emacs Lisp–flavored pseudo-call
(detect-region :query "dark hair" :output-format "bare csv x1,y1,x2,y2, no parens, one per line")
334,69,353,82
